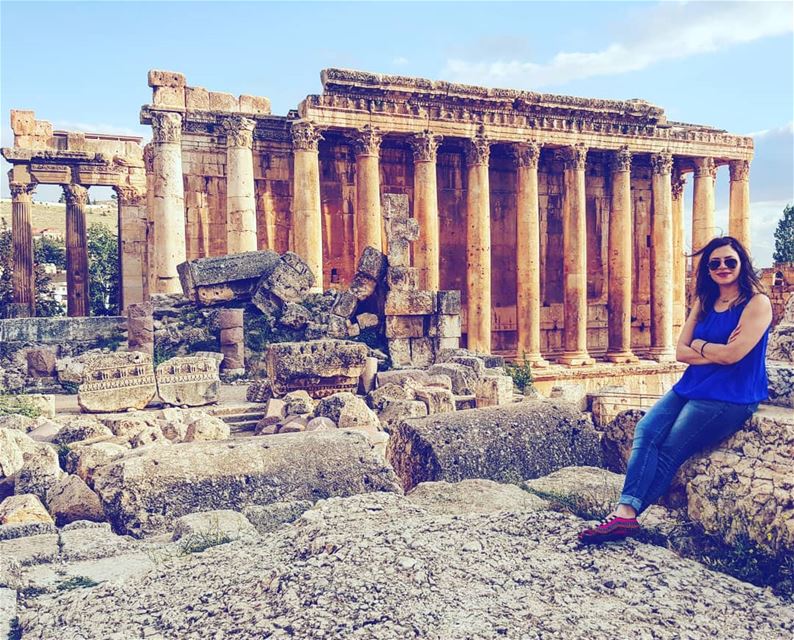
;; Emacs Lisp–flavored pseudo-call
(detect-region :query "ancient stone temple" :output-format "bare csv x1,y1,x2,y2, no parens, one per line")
4,68,753,365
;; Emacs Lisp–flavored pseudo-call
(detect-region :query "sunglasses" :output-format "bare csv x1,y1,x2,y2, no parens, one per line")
707,257,739,271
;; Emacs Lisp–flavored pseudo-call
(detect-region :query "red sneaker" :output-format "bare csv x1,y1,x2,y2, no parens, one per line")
577,515,640,545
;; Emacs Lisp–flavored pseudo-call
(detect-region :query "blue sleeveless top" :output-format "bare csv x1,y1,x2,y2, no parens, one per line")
673,298,769,403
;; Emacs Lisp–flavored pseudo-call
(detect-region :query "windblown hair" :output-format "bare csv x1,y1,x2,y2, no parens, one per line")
692,236,765,320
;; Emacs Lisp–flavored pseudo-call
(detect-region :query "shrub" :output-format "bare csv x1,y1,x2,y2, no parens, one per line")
504,354,534,393
0,395,42,418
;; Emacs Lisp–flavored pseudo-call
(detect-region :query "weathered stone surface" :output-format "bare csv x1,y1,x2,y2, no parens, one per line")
326,313,349,338
65,442,129,485
355,246,387,281
331,291,358,318
253,251,315,305
446,355,486,379
377,398,428,431
436,290,462,315
407,479,547,515
348,273,378,301
767,362,793,408
246,379,272,403
0,414,36,433
218,309,245,373
53,417,113,445
91,432,402,536
77,351,157,413
384,290,436,316
385,315,425,339
26,347,56,378
178,250,280,305
768,320,794,362
476,373,515,407
383,193,418,267
156,355,221,407
388,338,411,367
0,494,53,525
26,417,62,442
413,387,456,414
266,340,368,398
279,416,308,433
367,383,414,411
127,301,154,356
314,392,382,434
595,409,646,473
388,400,603,491
47,475,105,526
523,466,623,515
356,312,379,330
184,415,230,442
549,382,588,412
426,363,477,395
14,444,63,504
254,416,281,436
241,500,312,534
0,429,38,479
386,266,418,291
283,390,315,416
171,510,257,542
279,303,310,329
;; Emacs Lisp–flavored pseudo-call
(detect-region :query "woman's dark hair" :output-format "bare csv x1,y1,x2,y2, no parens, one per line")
692,236,765,319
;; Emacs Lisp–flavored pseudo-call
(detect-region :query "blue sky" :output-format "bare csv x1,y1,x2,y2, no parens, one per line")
1,0,792,265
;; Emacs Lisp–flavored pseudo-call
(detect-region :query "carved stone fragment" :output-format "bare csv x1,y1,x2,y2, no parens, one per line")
156,356,220,407
77,352,157,413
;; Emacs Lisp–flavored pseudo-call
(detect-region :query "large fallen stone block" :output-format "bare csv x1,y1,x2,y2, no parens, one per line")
387,400,603,491
92,431,402,536
156,355,221,407
252,251,315,307
265,339,368,398
77,352,157,413
0,494,53,526
177,250,280,305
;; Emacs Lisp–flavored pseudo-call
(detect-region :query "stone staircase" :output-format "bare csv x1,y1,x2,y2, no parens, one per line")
205,403,266,434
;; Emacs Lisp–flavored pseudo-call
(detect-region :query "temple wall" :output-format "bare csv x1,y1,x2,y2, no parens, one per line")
254,142,291,255
319,139,356,285
631,160,654,354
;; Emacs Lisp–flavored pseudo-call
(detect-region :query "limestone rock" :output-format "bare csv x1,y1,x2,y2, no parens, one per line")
246,379,272,403
171,509,257,542
53,417,113,445
65,442,129,485
767,321,794,362
156,355,221,407
595,409,646,473
184,416,230,442
0,429,38,480
0,414,36,433
356,313,379,330
26,347,56,378
406,479,547,515
426,363,477,395
14,444,64,504
129,425,170,448
367,383,414,411
279,303,310,329
767,362,793,408
47,475,105,526
0,494,53,526
241,500,312,534
177,250,280,305
252,251,315,306
413,387,456,414
77,351,157,413
377,398,428,431
92,431,402,536
305,417,336,432
355,246,387,282
523,466,624,516
283,390,315,416
388,400,603,491
279,416,308,433
314,392,382,434
254,416,281,436
266,339,368,398
26,417,62,442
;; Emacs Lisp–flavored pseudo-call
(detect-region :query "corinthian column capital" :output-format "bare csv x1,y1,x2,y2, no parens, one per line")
290,120,322,152
556,143,588,171
694,157,717,179
9,182,36,200
464,133,491,166
409,131,442,162
63,184,88,207
671,172,687,200
729,159,750,182
222,116,255,148
610,145,632,173
151,112,183,144
650,150,674,176
116,186,145,206
514,141,541,169
352,126,383,157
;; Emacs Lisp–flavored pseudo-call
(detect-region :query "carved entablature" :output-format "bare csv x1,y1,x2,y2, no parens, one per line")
290,120,322,152
464,133,490,166
221,116,255,148
694,157,717,179
650,151,673,176
556,144,588,171
609,145,632,173
729,159,750,182
514,141,541,169
351,126,383,156
62,183,88,207
408,131,442,162
9,182,36,200
151,112,183,144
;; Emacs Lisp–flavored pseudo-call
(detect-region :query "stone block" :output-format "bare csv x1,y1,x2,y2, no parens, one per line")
388,338,412,368
172,510,257,542
377,399,428,430
148,70,186,88
178,250,280,305
209,91,239,112
0,495,53,526
387,266,419,291
385,316,425,339
437,290,462,315
152,86,186,109
279,303,310,330
78,352,156,413
239,94,271,115
331,291,359,318
435,337,460,351
156,356,220,407
410,338,435,369
326,314,349,338
253,251,315,305
26,348,56,378
432,315,462,339
427,363,478,395
349,273,378,301
185,86,210,110
314,392,381,435
356,247,387,281
476,374,515,408
356,313,379,330
385,290,436,316
414,387,455,414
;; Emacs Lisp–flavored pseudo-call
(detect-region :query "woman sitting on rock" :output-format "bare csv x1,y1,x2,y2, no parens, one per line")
578,236,772,544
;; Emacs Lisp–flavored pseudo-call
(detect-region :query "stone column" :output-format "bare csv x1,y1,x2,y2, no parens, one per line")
151,111,186,294
649,151,675,361
63,184,90,317
671,169,687,331
409,131,442,290
218,308,245,376
606,146,637,363
291,120,323,291
353,126,383,259
127,301,154,357
464,132,492,354
117,186,148,310
692,157,716,272
9,182,36,317
558,144,594,366
729,160,751,250
223,116,257,254
514,141,548,367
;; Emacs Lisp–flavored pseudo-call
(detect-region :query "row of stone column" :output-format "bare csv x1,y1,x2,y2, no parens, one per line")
9,182,90,317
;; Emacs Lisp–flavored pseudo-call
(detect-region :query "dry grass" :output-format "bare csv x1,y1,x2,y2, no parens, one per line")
0,199,118,235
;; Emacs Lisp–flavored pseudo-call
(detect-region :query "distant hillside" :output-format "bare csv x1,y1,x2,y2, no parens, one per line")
0,199,119,235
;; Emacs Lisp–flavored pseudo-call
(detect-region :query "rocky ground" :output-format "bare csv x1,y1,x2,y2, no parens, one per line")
10,481,794,640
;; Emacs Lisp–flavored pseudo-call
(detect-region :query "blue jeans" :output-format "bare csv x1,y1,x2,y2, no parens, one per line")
619,390,758,514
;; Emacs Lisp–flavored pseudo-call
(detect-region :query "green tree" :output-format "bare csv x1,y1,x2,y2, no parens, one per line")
35,235,66,269
87,223,119,316
773,204,794,264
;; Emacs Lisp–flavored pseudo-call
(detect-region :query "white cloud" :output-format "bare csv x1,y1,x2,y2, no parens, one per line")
443,2,793,88
392,56,409,67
